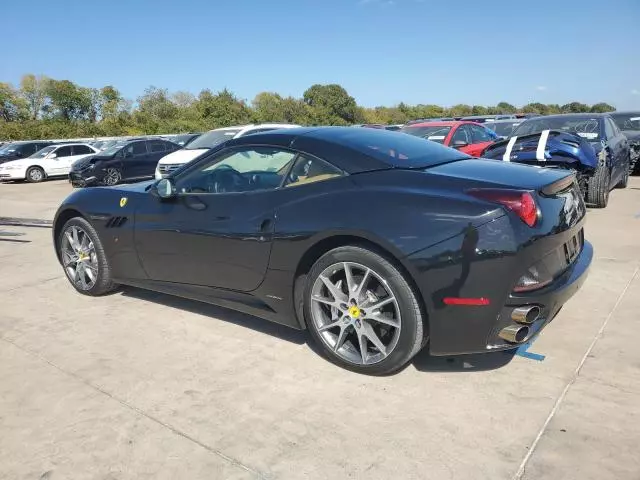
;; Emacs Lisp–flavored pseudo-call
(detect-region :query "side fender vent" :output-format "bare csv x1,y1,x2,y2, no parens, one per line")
105,216,128,228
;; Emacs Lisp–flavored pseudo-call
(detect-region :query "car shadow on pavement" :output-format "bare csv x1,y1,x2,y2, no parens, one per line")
411,348,516,373
119,287,307,345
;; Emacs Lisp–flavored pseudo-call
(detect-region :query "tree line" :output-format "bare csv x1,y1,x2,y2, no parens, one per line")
0,74,616,140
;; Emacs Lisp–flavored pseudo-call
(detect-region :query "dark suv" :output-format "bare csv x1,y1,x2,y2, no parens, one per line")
69,138,180,187
0,141,54,164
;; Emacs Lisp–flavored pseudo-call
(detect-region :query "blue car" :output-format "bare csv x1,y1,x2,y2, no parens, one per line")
482,113,630,208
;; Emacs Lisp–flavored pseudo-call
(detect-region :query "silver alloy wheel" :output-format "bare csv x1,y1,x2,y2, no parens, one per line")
28,168,43,182
310,262,402,365
61,225,98,291
104,168,121,186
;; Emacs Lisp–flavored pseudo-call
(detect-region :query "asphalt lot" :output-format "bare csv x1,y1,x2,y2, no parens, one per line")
1,178,639,480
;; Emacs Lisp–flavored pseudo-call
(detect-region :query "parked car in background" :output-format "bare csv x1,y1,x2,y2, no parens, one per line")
485,118,523,139
165,133,201,147
482,113,629,208
70,138,180,187
53,126,592,374
155,124,301,179
384,125,403,131
460,114,517,123
405,118,455,125
0,143,99,183
360,124,387,129
608,111,640,174
515,113,542,119
400,121,499,157
0,141,54,164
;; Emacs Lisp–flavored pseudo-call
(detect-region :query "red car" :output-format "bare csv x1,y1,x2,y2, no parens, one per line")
399,121,498,157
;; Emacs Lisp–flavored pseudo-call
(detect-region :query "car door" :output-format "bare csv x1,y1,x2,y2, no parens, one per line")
134,145,298,291
121,141,149,180
603,118,623,187
48,145,74,176
146,140,174,177
448,125,473,153
607,118,628,184
467,124,498,157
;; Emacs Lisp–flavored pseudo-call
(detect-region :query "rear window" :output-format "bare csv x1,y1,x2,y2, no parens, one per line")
321,128,470,168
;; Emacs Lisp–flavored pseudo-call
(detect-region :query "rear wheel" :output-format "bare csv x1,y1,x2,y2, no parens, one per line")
304,246,426,375
26,166,45,183
586,163,610,208
58,217,118,296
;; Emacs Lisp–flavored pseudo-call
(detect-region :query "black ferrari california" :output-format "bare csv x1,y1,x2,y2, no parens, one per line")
53,127,592,374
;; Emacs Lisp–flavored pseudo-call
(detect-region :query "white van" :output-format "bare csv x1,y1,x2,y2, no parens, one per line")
154,124,301,179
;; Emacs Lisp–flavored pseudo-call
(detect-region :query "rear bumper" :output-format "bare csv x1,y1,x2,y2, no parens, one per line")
407,213,592,356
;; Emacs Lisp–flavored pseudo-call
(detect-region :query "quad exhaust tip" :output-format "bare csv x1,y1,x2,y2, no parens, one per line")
499,325,530,344
511,306,541,325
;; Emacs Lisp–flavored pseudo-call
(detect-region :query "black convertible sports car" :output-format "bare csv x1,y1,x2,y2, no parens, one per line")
52,127,592,374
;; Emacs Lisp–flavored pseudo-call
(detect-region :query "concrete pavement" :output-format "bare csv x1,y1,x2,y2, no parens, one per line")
1,178,639,480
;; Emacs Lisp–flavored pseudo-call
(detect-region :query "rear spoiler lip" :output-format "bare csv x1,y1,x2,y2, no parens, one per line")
539,171,577,196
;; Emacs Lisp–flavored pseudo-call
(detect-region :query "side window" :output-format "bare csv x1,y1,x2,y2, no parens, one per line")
470,125,494,143
149,140,167,153
284,155,343,188
132,142,147,155
56,146,73,157
23,144,37,156
450,126,470,145
72,145,93,155
604,119,614,140
176,147,297,194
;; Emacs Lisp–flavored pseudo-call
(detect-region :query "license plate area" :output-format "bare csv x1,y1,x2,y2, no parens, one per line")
564,229,583,265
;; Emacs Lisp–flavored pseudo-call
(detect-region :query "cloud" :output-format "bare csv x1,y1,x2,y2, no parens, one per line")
535,86,547,91
632,89,639,95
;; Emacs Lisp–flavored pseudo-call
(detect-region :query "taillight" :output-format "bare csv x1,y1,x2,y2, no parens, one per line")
467,189,539,227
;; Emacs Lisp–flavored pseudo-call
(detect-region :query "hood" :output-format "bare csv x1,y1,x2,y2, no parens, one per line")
621,130,640,142
71,153,113,171
157,148,208,165
103,180,155,193
0,159,29,169
482,130,598,171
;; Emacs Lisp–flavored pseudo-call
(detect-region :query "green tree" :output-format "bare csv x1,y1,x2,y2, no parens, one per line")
195,88,251,128
496,102,517,114
0,83,27,122
561,102,590,113
471,105,488,115
303,84,359,125
20,74,48,120
590,102,615,113
447,104,473,117
44,79,92,121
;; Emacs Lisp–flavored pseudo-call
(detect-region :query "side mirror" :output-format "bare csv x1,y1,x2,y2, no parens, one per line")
48,153,57,159
452,140,469,148
155,178,176,199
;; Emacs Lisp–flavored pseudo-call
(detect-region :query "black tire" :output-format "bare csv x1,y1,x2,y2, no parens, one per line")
103,167,121,186
586,164,610,208
617,159,629,189
304,246,426,375
25,166,45,183
58,216,118,296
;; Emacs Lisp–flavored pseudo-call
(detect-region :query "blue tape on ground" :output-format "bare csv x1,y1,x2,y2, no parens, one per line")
514,341,546,361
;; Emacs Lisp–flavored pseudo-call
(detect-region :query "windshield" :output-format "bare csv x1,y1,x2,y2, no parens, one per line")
0,144,17,154
172,134,198,146
512,116,602,141
487,122,521,137
30,146,57,158
187,129,241,150
100,141,129,156
610,113,640,131
400,125,452,144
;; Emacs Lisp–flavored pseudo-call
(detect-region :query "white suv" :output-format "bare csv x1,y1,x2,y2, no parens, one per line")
0,143,99,183
155,124,301,179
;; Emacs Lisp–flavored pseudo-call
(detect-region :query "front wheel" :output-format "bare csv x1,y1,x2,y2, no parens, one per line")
586,164,610,208
103,167,121,186
58,217,118,296
304,246,426,375
26,166,45,183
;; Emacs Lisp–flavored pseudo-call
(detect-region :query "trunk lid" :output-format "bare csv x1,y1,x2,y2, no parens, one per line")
426,158,572,191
